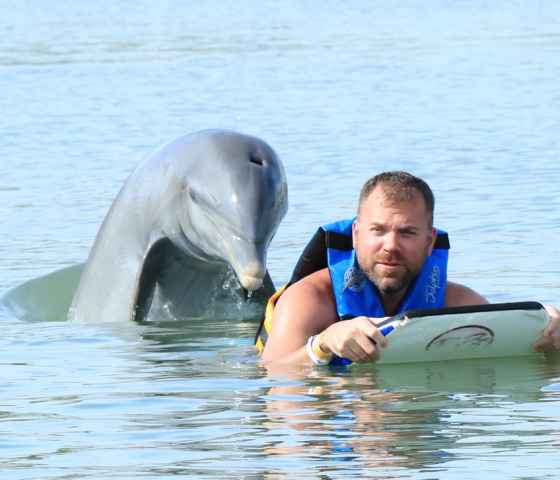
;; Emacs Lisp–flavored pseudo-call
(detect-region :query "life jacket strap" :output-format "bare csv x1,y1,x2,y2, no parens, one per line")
254,284,288,354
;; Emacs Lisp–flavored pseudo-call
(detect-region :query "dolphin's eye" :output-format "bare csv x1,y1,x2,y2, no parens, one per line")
186,186,198,203
188,186,218,207
249,153,263,166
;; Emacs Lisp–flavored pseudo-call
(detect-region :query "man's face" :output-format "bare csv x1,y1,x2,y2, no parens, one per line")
352,185,436,298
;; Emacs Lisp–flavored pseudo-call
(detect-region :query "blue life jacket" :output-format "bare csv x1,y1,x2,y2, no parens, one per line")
322,219,449,319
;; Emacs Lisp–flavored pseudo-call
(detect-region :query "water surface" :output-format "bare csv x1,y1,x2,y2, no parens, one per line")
1,1,560,478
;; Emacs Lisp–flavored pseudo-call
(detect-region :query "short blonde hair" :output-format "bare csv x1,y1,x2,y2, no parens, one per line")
358,171,434,227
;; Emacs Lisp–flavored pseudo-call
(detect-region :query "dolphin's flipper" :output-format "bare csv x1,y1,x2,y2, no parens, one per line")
2,264,84,322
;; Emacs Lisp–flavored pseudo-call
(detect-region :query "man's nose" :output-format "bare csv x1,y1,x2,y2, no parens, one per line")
382,231,400,252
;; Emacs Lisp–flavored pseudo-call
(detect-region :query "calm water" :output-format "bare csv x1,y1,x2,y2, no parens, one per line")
2,1,560,478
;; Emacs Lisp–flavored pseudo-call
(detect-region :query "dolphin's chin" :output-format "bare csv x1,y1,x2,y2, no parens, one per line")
238,274,264,292
231,255,268,292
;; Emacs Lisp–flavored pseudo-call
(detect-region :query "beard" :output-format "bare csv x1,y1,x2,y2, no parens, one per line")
360,257,418,297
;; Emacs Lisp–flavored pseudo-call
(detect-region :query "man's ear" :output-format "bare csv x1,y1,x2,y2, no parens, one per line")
352,219,359,249
427,227,437,255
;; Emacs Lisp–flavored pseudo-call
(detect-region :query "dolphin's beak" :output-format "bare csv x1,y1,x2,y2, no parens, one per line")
238,273,264,291
226,236,267,292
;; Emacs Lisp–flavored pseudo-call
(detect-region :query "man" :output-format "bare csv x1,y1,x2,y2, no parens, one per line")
261,171,560,367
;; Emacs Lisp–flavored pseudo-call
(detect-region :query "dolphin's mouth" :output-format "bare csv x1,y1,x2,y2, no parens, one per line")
175,227,218,265
177,209,269,292
237,272,264,292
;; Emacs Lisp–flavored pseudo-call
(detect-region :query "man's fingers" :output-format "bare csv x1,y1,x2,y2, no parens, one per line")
369,316,391,326
354,333,380,361
363,318,388,349
346,337,379,363
321,316,389,363
534,305,560,353
344,319,386,362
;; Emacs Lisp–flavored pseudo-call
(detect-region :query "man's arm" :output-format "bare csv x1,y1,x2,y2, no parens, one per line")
261,269,337,366
261,268,388,367
445,281,489,307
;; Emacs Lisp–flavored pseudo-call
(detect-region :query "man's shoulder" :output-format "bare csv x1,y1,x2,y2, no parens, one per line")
290,267,333,295
445,281,489,307
274,268,337,326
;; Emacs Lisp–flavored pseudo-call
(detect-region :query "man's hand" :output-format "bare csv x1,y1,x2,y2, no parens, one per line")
317,316,389,363
533,304,560,353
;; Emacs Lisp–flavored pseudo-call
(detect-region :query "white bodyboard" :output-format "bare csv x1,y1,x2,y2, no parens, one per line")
375,302,548,365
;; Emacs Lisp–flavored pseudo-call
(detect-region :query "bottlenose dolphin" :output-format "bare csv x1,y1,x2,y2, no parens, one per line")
67,129,288,323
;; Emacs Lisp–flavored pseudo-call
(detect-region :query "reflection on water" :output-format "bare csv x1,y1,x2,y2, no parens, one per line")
258,357,560,478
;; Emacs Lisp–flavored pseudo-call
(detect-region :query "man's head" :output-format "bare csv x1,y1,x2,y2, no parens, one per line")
357,171,435,228
352,171,436,299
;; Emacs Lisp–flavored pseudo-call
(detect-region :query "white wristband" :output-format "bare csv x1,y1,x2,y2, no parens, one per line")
306,335,333,365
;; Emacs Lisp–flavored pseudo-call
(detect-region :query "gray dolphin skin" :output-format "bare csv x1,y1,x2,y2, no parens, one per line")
68,129,288,323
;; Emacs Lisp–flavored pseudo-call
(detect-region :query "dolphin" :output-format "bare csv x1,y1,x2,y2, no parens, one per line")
67,129,288,323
